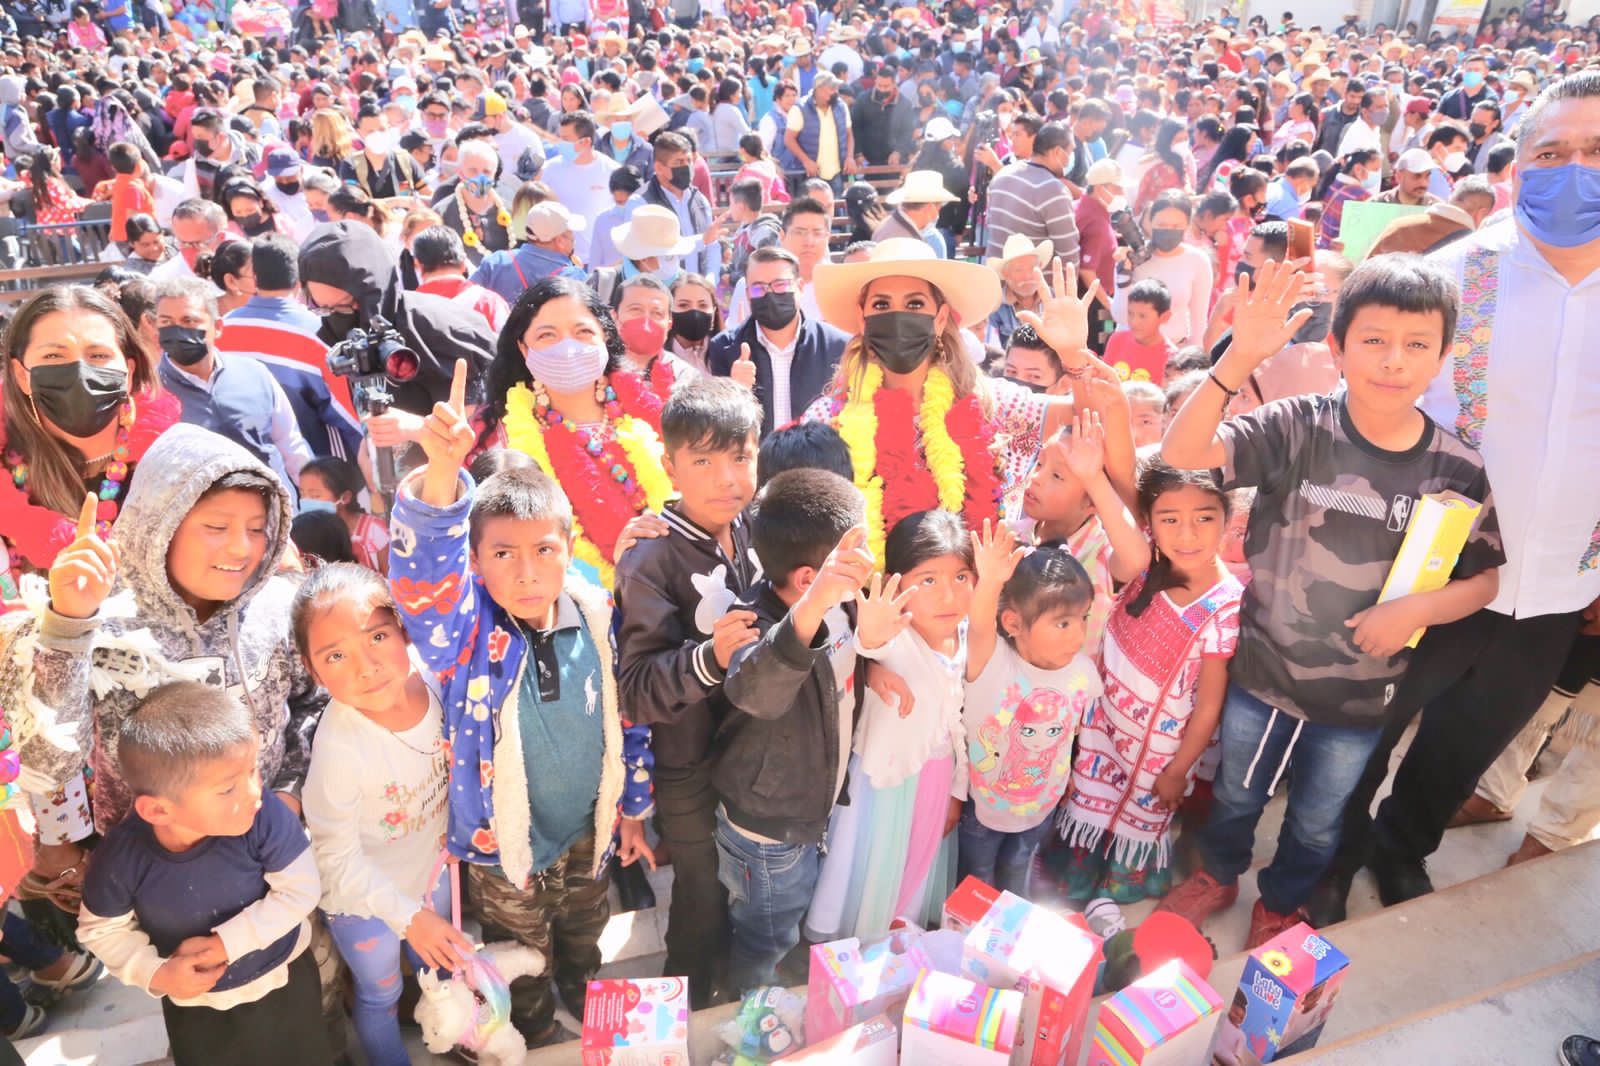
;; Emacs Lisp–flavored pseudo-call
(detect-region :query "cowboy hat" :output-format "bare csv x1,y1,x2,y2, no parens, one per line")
815,238,1001,336
612,205,699,261
885,170,959,206
787,38,814,57
985,234,1053,271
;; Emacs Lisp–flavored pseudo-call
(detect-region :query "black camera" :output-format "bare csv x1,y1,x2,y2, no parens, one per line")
326,316,419,494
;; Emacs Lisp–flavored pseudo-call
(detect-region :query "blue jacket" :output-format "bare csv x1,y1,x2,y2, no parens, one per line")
790,92,848,174
470,242,587,305
389,471,654,886
707,315,847,437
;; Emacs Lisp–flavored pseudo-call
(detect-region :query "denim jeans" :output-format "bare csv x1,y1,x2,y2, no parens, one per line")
1200,685,1384,915
714,810,821,997
326,869,451,1066
0,911,60,1032
956,802,1050,898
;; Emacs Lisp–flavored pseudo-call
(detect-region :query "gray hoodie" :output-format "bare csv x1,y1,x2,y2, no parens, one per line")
3,425,325,837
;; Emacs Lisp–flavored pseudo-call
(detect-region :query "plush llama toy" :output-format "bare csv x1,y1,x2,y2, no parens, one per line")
416,942,547,1066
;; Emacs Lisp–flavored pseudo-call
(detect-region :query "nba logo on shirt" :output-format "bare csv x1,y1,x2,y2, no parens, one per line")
1387,495,1414,532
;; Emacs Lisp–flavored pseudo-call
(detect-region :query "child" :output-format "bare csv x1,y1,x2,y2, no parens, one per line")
957,517,1101,897
807,510,972,942
1054,460,1242,905
79,682,332,1066
1017,413,1149,657
296,564,471,1066
298,456,390,573
614,378,764,1008
388,362,654,1044
1159,257,1504,947
13,425,323,871
1104,278,1178,386
1124,380,1167,450
715,469,870,994
99,141,154,244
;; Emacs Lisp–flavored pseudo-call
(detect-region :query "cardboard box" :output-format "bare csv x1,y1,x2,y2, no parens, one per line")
1086,959,1222,1066
781,1014,899,1065
581,977,690,1066
961,891,1103,1066
901,969,1024,1066
1210,924,1350,1064
803,935,920,1044
944,875,1001,933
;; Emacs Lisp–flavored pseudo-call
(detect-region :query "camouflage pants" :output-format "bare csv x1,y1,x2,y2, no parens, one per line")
466,835,610,1040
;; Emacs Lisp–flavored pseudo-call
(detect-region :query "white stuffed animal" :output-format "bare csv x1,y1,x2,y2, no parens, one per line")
415,942,546,1066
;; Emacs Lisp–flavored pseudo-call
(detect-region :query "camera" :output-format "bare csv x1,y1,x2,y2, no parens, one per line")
326,316,419,494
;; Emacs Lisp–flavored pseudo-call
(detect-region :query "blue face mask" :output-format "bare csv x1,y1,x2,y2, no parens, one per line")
1463,70,1485,89
298,497,337,515
782,54,797,68
553,140,579,163
464,173,495,195
393,95,416,114
610,120,633,144
688,58,705,73
951,41,966,54
1515,162,1600,248
944,100,962,118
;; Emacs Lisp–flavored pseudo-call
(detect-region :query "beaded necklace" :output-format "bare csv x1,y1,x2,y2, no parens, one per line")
6,401,135,538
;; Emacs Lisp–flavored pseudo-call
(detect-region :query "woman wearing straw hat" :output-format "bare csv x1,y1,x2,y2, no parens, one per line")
803,239,1135,562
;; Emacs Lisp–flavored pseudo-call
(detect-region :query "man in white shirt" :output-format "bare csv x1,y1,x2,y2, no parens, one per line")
478,90,546,200
1335,85,1390,157
151,198,226,287
724,197,830,330
539,111,619,263
1316,72,1600,921
817,26,865,86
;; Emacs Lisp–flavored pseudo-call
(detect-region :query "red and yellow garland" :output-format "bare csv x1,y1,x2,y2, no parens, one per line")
835,365,1003,563
611,363,667,434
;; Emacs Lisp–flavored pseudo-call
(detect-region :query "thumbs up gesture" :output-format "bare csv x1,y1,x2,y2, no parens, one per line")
48,493,120,620
730,342,757,390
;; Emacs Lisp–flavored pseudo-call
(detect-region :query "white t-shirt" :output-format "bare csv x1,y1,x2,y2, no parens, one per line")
539,154,619,261
822,603,857,803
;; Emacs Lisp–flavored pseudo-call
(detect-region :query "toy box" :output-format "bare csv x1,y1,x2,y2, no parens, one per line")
803,935,920,1043
943,875,1001,933
901,969,1024,1066
581,977,690,1066
1086,959,1222,1066
1210,923,1350,1064
782,1014,899,1065
961,891,1103,1066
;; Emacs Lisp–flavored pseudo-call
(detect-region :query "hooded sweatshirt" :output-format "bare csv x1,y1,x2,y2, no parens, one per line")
297,221,496,418
5,425,325,838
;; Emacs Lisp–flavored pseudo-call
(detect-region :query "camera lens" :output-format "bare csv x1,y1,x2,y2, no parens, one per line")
384,347,420,383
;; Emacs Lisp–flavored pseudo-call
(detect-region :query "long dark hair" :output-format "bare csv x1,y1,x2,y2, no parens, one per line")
1124,459,1231,619
1200,125,1254,188
1314,147,1380,202
476,276,625,447
884,509,974,578
1151,117,1187,177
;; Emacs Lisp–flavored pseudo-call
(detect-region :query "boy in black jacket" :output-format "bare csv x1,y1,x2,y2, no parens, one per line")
614,379,764,1008
716,469,872,995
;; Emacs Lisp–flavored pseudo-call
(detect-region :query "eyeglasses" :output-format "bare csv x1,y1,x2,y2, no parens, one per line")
307,300,359,317
747,279,798,299
175,235,219,251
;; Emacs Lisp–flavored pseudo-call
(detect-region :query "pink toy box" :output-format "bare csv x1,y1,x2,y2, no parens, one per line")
1086,959,1223,1066
803,935,921,1044
782,1014,899,1065
943,875,1001,933
581,977,690,1066
901,969,1024,1066
1210,923,1350,1064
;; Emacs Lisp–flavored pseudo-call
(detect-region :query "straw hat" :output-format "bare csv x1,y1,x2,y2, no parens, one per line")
985,234,1053,271
592,93,628,121
619,93,669,137
886,170,959,206
787,38,813,57
612,206,699,261
815,238,1002,335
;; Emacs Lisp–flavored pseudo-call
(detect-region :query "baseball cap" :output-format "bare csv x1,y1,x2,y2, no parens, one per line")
1394,147,1437,174
524,202,586,242
1443,151,1470,172
923,116,958,142
1085,158,1125,187
474,90,508,119
398,130,430,153
265,148,301,177
1404,97,1432,116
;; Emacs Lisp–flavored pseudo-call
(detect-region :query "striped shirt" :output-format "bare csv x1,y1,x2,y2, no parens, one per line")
984,160,1081,264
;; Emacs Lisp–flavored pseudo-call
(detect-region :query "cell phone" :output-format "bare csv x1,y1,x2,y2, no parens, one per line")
1287,218,1314,262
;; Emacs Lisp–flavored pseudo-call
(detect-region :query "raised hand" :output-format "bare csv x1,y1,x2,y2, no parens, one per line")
419,359,474,470
1062,409,1107,483
48,493,119,620
729,342,757,390
855,570,918,651
1226,259,1313,371
970,518,1027,589
1015,257,1102,370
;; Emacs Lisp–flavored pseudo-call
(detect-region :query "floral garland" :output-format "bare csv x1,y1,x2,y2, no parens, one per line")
834,365,1003,564
646,356,678,409
456,182,512,251
611,366,667,435
500,380,673,588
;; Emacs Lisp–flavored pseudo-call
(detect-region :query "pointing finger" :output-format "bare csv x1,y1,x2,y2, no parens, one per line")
447,358,468,414
77,492,98,540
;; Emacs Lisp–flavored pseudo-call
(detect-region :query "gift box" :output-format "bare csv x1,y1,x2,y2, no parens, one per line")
961,891,1103,1066
581,977,691,1066
1210,923,1349,1064
944,875,1001,933
1086,959,1222,1066
901,969,1023,1066
782,1014,899,1065
803,935,921,1044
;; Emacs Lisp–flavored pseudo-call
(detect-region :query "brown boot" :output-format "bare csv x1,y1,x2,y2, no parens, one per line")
1446,793,1512,829
1506,833,1553,866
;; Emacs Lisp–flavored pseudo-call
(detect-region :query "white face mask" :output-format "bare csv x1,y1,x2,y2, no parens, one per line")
1362,169,1382,193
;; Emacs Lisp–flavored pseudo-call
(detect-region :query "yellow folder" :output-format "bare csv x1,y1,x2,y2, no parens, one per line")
1376,491,1484,649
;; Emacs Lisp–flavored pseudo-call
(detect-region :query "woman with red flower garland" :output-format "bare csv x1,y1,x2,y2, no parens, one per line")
612,275,699,414
803,239,1136,560
473,278,675,588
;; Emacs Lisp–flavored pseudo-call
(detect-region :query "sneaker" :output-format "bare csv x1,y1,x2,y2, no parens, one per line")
1560,1035,1600,1066
1304,863,1356,928
1245,900,1310,950
1154,870,1239,930
5,1003,46,1040
1368,847,1434,906
1084,897,1127,938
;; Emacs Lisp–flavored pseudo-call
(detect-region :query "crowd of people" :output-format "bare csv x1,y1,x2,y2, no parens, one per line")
0,0,1598,1064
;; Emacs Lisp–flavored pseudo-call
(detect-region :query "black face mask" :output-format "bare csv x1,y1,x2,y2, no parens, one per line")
28,361,128,438
275,180,301,195
322,310,360,339
668,164,692,190
1150,227,1186,252
193,138,215,158
1468,121,1487,139
863,311,937,374
158,324,211,367
236,212,269,235
671,308,713,342
1235,260,1256,283
750,291,798,331
1004,373,1050,394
